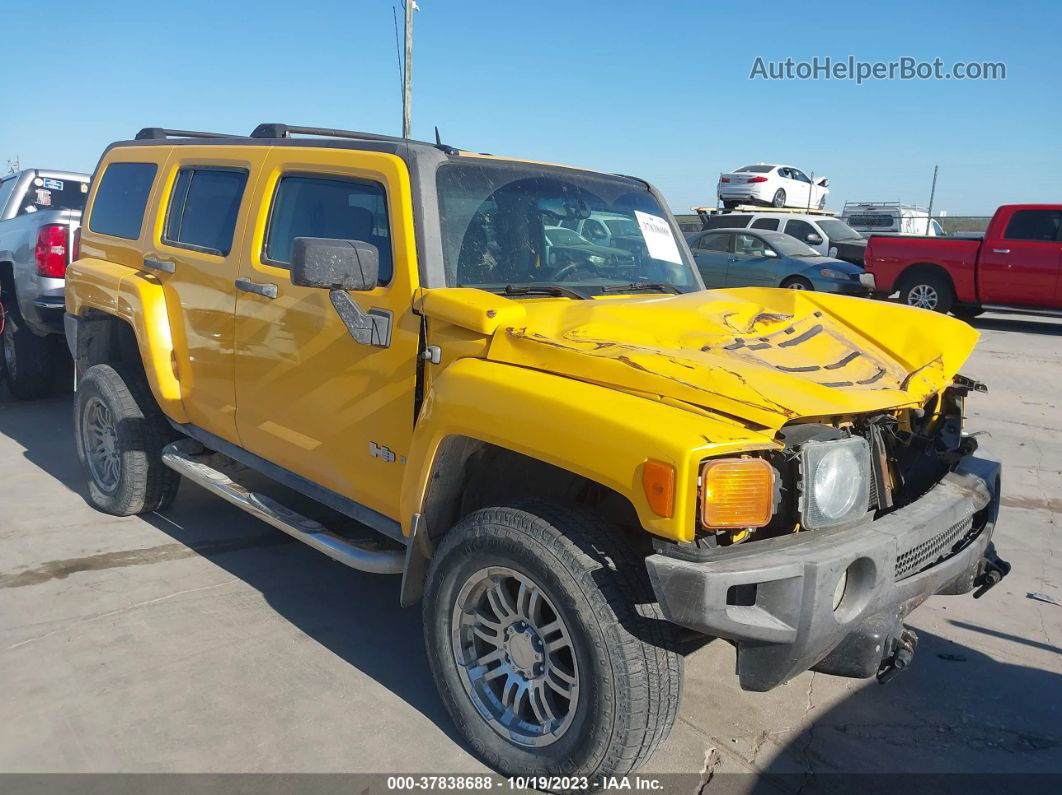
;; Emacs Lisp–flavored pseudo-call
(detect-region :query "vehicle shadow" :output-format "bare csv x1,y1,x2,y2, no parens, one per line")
0,392,467,753
969,315,1062,336
751,629,1062,794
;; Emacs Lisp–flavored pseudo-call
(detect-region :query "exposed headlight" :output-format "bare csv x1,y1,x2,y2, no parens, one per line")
588,255,606,265
801,437,870,529
819,268,851,280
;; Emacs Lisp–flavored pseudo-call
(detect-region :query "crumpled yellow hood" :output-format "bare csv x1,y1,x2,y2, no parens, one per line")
421,288,980,430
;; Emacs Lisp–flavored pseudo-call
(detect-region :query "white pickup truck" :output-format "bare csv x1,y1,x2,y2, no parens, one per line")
0,168,89,398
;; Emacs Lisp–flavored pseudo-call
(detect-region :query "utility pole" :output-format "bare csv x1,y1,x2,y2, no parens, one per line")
402,1,416,138
925,165,938,235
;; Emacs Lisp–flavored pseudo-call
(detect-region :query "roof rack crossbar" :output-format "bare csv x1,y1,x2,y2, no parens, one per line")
250,123,410,144
135,127,235,140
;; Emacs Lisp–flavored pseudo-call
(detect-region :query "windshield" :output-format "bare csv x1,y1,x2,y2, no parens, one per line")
436,161,700,295
768,234,819,257
816,219,863,241
544,227,592,246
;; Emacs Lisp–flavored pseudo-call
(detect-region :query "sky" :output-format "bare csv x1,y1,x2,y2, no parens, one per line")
1,0,1058,216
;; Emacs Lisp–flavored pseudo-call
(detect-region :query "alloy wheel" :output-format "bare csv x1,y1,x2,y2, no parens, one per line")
451,566,579,747
83,396,121,493
907,284,938,310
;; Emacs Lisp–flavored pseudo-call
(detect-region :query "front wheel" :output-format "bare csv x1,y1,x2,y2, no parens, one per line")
782,276,813,290
423,500,681,784
74,363,181,516
898,272,954,313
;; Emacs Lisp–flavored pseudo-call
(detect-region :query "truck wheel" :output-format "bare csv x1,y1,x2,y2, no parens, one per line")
423,500,681,784
898,272,953,313
1,311,53,400
74,363,181,516
772,189,786,208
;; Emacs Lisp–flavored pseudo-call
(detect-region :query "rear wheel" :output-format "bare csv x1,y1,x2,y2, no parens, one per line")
772,189,786,208
1,309,54,400
782,276,813,290
423,500,681,784
74,363,181,515
898,272,954,313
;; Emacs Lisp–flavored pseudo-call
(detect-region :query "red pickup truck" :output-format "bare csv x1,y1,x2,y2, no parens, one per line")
864,204,1062,318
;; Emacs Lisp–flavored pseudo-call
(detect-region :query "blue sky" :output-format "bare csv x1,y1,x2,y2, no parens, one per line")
2,0,1057,215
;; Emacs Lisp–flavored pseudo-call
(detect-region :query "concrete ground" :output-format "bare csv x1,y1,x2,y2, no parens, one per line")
1,312,1060,788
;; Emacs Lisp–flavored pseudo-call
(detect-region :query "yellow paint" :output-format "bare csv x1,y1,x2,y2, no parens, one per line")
67,139,980,545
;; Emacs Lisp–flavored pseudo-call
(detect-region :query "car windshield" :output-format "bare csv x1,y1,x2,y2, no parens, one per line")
604,218,640,237
437,161,700,295
767,234,819,257
544,227,591,246
816,219,863,241
736,165,774,173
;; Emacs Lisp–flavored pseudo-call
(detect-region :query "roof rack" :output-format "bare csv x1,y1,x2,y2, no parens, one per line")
250,123,412,144
135,128,235,140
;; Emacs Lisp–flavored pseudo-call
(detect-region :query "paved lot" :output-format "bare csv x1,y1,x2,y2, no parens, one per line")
1,312,1060,787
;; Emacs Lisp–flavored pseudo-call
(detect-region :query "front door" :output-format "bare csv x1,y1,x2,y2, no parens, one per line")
978,208,1062,308
725,232,776,287
232,148,421,520
147,152,261,443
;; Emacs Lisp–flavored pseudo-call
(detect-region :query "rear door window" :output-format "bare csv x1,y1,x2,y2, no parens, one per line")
0,177,19,215
264,174,393,283
89,163,158,240
165,168,248,256
1003,210,1062,242
17,176,88,217
703,214,752,230
751,217,780,231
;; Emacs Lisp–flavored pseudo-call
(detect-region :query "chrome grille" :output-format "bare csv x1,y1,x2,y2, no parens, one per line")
894,515,974,581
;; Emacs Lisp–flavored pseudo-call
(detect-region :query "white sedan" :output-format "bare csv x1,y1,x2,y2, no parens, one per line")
717,164,830,210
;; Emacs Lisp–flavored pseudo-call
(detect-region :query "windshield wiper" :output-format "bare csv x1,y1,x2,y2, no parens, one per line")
499,284,588,300
599,282,681,294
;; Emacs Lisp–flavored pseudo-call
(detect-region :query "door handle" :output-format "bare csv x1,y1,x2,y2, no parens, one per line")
992,249,1010,254
143,257,175,274
235,278,278,299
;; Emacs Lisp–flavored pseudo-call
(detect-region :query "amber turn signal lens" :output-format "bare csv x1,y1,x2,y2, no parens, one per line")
701,458,774,529
642,459,676,518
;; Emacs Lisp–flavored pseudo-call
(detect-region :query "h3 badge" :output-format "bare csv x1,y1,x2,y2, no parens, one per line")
369,441,396,463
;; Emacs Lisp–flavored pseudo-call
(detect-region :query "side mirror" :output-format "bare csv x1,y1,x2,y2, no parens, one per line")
290,237,379,291
763,249,778,258
806,233,824,246
290,237,391,348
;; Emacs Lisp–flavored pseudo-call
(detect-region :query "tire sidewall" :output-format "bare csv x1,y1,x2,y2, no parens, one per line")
75,365,148,515
901,273,953,313
424,517,617,779
772,189,786,208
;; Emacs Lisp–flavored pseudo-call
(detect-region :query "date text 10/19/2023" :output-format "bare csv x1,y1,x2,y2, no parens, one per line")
386,775,666,791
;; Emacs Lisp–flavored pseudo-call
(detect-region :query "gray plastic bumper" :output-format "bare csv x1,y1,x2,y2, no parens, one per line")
645,455,1001,691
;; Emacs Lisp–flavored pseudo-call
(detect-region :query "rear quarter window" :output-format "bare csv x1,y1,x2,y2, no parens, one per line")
751,217,780,231
89,162,158,240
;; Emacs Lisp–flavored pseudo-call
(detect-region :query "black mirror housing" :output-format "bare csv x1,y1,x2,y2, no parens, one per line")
290,237,379,291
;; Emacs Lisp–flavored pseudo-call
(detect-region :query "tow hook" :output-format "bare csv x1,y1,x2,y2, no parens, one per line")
876,628,918,684
973,552,1012,599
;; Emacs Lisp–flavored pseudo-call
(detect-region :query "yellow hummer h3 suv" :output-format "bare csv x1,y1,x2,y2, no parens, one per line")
65,124,1009,784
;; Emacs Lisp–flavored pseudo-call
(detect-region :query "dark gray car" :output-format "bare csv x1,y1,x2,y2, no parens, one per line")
687,228,871,295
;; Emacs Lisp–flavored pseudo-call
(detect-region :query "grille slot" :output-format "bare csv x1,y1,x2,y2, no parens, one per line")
894,515,974,580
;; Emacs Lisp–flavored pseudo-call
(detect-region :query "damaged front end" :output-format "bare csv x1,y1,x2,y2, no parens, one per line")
645,375,1009,691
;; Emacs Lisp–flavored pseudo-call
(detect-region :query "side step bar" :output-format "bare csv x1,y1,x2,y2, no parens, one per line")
161,440,404,575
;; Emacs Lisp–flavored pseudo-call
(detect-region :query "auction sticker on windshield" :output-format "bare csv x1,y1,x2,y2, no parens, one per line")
634,211,682,264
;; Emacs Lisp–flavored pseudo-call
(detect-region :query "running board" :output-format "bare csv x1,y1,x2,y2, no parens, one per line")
161,440,404,575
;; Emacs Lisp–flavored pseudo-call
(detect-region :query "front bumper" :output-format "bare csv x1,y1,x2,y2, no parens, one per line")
646,454,1001,691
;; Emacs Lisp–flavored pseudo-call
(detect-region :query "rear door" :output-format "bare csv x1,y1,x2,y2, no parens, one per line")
725,232,776,287
690,231,732,287
977,208,1062,308
146,152,262,443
